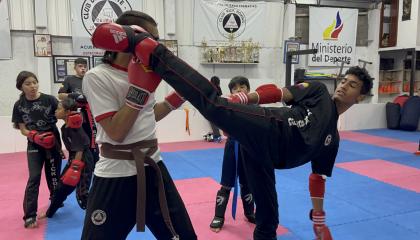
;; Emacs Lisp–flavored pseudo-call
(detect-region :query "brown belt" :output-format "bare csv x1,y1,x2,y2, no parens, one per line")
100,139,178,237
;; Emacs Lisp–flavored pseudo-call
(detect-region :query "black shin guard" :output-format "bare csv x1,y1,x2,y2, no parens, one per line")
215,187,230,218
241,186,256,223
210,187,230,229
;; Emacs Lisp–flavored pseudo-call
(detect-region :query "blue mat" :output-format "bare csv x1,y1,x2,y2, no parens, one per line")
44,130,420,240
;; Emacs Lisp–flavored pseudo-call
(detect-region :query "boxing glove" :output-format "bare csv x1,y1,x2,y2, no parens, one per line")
165,91,185,110
68,92,88,104
28,130,55,149
61,159,85,187
91,23,159,67
126,57,162,110
310,210,333,240
227,92,249,104
67,111,83,128
255,84,283,104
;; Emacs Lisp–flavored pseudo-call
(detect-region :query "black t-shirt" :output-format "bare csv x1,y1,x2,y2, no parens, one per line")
61,125,89,156
58,75,83,94
12,93,59,131
274,81,339,177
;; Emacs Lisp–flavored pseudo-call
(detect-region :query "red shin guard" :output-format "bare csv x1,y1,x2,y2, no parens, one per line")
309,173,325,199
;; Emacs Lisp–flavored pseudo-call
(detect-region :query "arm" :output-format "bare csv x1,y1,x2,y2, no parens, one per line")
18,123,30,137
97,106,140,143
154,91,185,121
74,151,83,161
154,102,172,122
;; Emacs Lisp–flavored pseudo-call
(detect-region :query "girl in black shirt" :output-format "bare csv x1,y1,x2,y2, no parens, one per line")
11,71,63,228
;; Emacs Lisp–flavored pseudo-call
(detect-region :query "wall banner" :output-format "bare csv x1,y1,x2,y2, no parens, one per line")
308,7,358,67
0,0,12,59
193,0,267,45
70,0,142,56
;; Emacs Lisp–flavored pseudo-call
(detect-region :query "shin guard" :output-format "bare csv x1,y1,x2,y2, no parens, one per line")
309,173,326,199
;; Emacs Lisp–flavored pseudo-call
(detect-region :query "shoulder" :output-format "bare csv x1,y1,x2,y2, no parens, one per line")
13,97,23,108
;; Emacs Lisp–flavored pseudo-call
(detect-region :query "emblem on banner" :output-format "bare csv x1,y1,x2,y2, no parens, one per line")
81,0,132,36
217,8,246,39
323,11,343,40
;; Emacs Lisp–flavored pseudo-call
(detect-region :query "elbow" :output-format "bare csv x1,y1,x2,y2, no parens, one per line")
107,131,127,143
111,134,126,143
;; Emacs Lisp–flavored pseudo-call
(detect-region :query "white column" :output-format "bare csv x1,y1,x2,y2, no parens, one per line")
368,8,380,104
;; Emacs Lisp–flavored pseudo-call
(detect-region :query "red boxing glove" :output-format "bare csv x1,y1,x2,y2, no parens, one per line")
27,130,39,142
165,91,185,110
310,210,333,240
227,92,249,104
61,159,85,187
91,23,159,67
66,111,83,128
126,57,162,110
28,130,55,149
255,84,283,104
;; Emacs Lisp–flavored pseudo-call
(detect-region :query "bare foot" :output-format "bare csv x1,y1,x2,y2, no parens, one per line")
38,212,47,219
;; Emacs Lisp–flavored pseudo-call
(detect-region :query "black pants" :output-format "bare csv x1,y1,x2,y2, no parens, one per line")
81,161,196,240
151,45,282,240
47,150,94,217
23,142,62,220
220,138,248,188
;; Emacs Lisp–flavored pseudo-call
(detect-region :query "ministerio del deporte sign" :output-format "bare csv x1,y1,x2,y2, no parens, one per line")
308,7,358,67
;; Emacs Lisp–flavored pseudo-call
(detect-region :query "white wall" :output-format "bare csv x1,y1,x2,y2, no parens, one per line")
418,0,420,46
338,103,387,130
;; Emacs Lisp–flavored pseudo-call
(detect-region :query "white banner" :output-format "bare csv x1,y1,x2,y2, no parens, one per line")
0,0,12,59
308,7,358,66
193,0,267,45
70,0,142,56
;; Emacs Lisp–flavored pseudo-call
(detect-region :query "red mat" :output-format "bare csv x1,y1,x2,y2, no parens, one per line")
337,159,420,193
0,152,49,240
340,131,417,153
174,177,288,239
159,140,225,152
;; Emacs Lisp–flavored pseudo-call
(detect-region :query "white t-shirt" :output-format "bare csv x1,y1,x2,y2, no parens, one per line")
83,63,162,178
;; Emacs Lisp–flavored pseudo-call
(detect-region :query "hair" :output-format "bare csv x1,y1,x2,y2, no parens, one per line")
210,76,222,95
16,71,38,91
61,98,78,112
102,11,158,64
13,71,39,129
344,66,373,95
74,58,87,66
228,76,250,93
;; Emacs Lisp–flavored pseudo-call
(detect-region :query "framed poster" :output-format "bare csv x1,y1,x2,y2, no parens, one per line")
92,56,103,68
33,34,52,57
283,40,300,64
402,0,411,21
160,40,178,56
53,55,90,83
